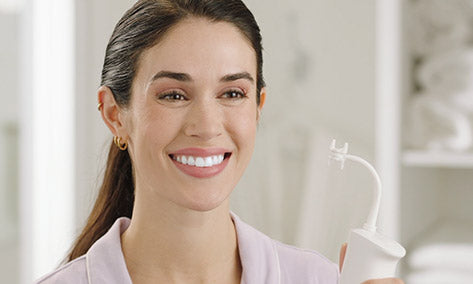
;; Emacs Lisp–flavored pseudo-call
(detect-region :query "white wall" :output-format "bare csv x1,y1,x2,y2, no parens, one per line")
0,10,20,284
244,0,375,142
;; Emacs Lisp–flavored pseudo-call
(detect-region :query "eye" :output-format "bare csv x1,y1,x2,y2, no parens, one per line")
158,91,188,102
220,90,247,99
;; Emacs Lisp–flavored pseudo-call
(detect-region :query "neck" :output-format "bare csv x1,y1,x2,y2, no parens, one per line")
121,192,241,284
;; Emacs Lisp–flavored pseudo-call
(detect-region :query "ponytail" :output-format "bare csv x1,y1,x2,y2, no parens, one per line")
66,143,134,261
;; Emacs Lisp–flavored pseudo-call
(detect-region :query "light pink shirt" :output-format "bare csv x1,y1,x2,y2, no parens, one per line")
36,213,339,283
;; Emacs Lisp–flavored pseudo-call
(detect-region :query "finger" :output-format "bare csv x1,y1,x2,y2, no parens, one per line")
339,243,347,272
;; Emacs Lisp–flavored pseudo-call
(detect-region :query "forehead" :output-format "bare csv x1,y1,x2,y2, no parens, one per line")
135,17,257,84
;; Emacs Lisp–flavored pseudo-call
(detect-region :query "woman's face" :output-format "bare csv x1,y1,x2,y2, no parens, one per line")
120,17,264,211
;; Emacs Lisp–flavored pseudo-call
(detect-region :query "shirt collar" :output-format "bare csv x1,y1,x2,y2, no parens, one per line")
231,212,280,284
86,217,133,284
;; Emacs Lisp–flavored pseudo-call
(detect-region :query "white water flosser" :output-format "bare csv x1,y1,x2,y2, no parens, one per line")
329,140,406,284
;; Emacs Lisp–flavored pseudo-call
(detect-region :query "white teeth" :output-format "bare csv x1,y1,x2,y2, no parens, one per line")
187,156,195,166
172,154,226,167
195,157,205,167
204,157,213,167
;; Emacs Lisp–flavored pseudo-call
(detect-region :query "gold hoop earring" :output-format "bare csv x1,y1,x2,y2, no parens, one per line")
97,102,103,111
114,136,128,151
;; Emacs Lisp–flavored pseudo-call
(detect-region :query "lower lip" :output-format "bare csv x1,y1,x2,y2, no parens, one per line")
170,155,231,178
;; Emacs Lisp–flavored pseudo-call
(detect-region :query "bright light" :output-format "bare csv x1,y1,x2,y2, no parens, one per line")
30,0,75,280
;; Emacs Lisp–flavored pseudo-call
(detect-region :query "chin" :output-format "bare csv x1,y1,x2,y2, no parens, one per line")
180,189,231,212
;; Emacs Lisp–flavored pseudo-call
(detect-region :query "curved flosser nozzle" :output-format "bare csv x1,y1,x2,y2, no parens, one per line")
328,139,382,233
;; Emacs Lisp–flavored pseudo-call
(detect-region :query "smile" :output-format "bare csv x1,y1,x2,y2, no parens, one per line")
171,154,226,167
168,148,232,178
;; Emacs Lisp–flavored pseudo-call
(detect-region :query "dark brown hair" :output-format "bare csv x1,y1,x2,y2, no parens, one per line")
66,0,265,261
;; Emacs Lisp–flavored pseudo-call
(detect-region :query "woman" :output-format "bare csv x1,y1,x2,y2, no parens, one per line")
36,0,404,283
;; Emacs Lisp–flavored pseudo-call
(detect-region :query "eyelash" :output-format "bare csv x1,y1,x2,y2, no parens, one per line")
157,90,248,101
158,91,188,101
220,90,248,100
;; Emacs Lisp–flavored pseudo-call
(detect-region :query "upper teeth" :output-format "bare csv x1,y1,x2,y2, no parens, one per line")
172,154,225,167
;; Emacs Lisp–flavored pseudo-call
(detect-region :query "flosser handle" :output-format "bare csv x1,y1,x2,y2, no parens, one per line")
339,229,405,284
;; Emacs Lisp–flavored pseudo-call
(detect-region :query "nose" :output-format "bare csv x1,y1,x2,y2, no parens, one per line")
184,99,223,141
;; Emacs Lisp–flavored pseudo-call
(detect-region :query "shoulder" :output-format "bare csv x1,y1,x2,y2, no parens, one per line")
34,255,88,284
231,212,339,283
272,239,340,283
34,217,132,284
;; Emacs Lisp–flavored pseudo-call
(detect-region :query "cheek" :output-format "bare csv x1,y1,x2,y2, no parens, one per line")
227,104,258,156
133,106,182,159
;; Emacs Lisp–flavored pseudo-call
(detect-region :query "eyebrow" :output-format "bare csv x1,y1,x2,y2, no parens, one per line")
220,72,254,83
149,70,255,83
150,71,191,82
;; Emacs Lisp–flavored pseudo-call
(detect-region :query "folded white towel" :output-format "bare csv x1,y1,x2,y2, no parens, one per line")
418,48,473,96
406,94,473,152
408,0,472,57
407,269,473,284
417,49,473,110
409,243,473,272
408,220,473,272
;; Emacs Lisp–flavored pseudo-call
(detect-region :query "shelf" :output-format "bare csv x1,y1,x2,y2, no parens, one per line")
402,150,473,169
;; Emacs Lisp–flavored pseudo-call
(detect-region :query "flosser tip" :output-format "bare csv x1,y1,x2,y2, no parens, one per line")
328,139,349,169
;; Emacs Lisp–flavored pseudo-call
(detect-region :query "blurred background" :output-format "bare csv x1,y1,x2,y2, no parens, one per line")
1,0,473,283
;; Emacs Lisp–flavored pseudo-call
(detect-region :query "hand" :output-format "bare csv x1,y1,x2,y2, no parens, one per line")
339,243,405,284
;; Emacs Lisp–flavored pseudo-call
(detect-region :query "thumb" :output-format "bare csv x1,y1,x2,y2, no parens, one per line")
339,243,347,272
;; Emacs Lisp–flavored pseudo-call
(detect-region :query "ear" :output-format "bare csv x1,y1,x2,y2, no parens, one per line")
97,86,129,139
257,87,266,122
